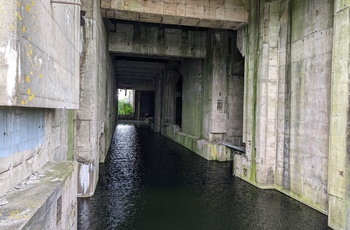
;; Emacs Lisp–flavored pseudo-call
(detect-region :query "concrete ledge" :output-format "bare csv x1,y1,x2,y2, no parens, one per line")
164,124,232,161
0,162,77,229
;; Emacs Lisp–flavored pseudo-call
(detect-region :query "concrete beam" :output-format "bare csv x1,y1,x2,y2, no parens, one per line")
117,78,155,91
101,0,249,30
109,23,206,58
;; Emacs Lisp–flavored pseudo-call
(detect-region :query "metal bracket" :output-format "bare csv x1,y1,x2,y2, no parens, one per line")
50,0,81,6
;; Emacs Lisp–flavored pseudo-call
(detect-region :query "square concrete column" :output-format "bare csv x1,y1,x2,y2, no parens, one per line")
207,31,229,142
154,74,162,132
161,70,179,134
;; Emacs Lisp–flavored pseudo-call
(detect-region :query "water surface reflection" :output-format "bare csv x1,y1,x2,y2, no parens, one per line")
78,121,329,230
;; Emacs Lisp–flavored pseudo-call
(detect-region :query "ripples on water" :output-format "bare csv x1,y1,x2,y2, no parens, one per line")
78,121,330,230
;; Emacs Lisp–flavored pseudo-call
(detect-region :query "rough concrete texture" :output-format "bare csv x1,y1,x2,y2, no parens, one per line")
181,59,204,138
161,70,180,133
328,1,350,229
226,74,244,145
235,0,333,215
165,30,243,161
101,0,249,29
165,124,232,161
208,31,229,138
0,0,79,108
0,108,73,198
109,23,207,58
76,0,117,197
180,30,243,143
0,162,77,230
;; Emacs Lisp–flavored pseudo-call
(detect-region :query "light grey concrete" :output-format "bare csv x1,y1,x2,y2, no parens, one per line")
75,0,117,197
234,0,334,220
328,1,350,229
101,0,249,30
0,0,80,108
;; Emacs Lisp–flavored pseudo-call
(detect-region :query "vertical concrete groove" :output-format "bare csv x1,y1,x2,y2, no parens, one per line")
282,0,292,190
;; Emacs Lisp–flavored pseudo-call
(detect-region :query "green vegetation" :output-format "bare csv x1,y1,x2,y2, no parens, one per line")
118,100,134,115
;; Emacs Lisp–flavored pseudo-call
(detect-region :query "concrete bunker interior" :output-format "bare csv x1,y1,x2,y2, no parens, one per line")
112,19,245,149
1,0,349,229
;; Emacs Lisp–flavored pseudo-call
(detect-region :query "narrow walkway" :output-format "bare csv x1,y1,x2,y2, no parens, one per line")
78,121,329,230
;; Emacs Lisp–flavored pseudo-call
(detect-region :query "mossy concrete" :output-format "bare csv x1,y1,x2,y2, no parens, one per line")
164,124,232,162
0,162,77,229
234,0,333,219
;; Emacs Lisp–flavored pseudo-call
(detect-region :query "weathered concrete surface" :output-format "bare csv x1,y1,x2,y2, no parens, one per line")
234,0,332,215
161,30,242,162
328,1,350,229
226,74,244,145
0,108,74,198
109,23,206,58
181,59,204,138
161,69,180,134
101,0,249,30
235,0,279,189
0,0,79,108
0,162,77,229
164,124,232,161
76,0,117,197
207,31,230,141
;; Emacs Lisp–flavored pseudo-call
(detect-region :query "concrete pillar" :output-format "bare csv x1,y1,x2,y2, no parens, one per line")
154,74,162,132
161,70,179,134
208,31,229,142
134,91,141,120
75,0,115,197
234,0,280,188
254,0,280,187
328,1,350,229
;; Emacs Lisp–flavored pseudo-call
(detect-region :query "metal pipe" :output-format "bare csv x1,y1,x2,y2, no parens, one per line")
50,0,81,6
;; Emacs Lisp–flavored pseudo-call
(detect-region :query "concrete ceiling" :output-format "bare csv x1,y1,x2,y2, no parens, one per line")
101,0,249,30
115,59,166,91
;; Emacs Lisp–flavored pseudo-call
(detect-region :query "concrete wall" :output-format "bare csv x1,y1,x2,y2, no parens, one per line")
76,0,117,197
0,1,79,227
276,0,332,213
234,0,333,216
0,162,77,229
328,1,350,229
0,0,79,108
0,108,74,197
109,23,207,58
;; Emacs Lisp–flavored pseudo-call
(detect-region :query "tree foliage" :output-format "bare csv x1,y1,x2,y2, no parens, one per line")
118,100,134,115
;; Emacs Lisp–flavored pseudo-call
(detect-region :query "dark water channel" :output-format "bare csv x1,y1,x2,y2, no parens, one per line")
78,121,330,230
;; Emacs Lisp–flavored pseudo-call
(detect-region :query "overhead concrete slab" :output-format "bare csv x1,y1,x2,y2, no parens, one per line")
101,0,249,30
